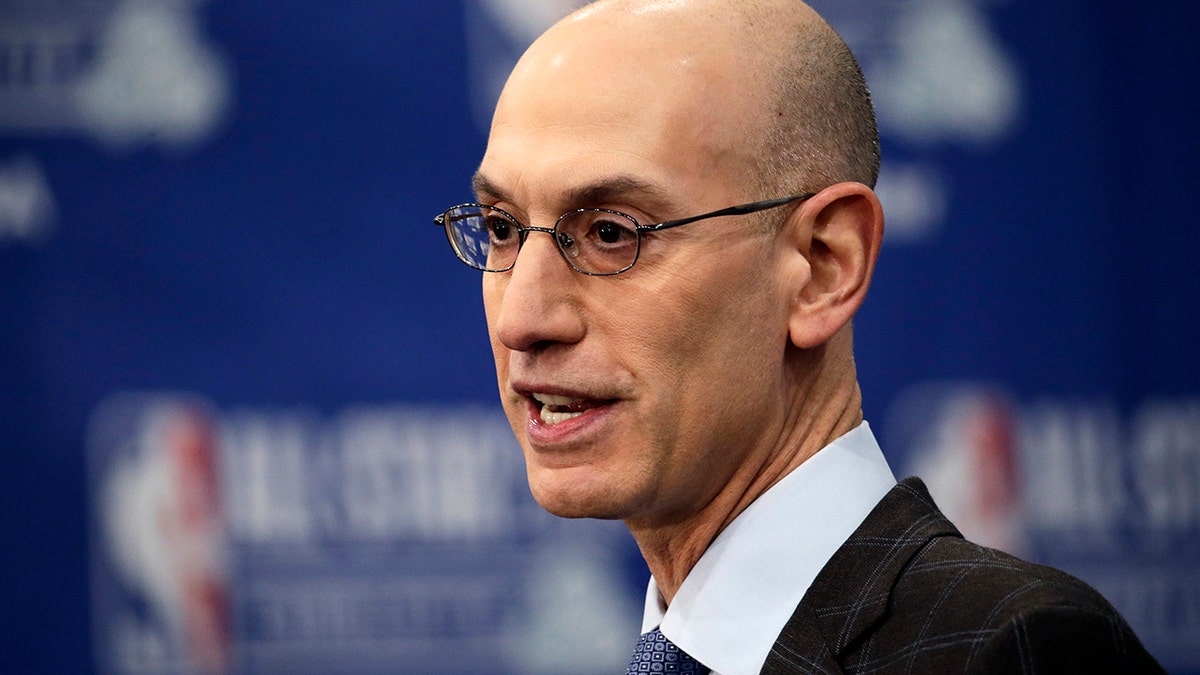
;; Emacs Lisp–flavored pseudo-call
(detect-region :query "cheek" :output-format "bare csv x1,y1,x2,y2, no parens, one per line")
632,258,783,367
482,278,507,357
482,280,519,429
613,256,787,420
482,275,502,334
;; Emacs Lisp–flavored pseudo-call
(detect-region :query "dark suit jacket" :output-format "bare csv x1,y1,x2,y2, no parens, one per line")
760,477,1162,674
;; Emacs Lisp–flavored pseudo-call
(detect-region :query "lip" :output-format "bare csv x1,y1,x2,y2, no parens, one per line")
511,382,619,448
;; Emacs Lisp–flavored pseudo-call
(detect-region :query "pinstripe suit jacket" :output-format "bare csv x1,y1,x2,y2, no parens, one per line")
761,477,1162,674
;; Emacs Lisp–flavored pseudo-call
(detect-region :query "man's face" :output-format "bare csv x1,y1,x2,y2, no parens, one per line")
478,15,797,528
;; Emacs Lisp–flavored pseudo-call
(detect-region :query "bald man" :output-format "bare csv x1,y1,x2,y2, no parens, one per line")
434,0,1162,672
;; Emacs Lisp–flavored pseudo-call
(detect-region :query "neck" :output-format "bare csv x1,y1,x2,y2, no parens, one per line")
626,329,863,604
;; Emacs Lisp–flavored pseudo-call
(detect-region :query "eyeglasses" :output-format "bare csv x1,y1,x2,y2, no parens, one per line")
433,192,815,276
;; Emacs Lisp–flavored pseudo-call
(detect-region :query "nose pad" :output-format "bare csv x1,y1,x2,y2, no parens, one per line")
556,232,580,258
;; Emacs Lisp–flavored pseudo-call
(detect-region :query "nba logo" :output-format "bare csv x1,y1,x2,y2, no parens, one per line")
89,394,231,674
886,383,1028,556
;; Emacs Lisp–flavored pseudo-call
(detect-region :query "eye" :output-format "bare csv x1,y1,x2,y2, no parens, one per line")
587,217,638,248
486,215,514,243
596,220,626,244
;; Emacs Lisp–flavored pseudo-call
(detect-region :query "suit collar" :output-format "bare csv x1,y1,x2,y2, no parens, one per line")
762,477,960,673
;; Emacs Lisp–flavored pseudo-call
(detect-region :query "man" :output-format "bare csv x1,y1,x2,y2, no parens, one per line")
434,0,1162,672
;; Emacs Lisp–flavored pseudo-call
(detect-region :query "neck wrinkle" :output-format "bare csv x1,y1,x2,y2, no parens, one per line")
628,329,863,605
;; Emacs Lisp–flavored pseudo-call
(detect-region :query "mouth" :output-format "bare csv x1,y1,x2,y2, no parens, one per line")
529,392,615,426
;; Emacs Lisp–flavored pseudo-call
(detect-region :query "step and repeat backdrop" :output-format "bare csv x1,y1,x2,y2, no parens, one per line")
2,1,1197,672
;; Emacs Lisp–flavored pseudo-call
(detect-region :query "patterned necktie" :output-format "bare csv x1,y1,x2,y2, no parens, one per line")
626,627,711,674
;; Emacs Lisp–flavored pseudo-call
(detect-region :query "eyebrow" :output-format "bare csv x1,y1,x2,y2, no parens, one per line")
471,172,509,203
471,171,676,214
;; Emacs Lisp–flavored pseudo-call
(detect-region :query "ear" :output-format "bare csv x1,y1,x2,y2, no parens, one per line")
784,182,884,349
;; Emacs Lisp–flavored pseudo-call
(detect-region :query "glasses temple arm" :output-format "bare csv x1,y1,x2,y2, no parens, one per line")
638,192,815,232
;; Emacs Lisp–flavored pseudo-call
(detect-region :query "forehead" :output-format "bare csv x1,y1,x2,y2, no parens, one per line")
478,13,767,213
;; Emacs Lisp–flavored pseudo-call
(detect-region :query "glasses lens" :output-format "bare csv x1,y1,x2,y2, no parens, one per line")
556,209,640,274
443,205,520,271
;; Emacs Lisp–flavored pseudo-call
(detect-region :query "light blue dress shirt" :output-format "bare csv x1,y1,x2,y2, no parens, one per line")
639,422,897,675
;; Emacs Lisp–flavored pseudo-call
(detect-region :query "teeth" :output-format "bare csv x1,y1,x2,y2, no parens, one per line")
532,393,583,407
531,392,589,425
540,408,585,425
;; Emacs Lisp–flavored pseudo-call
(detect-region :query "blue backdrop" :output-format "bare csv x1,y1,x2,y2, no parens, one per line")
2,1,1198,672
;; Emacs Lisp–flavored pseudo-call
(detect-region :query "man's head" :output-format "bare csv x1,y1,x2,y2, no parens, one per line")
472,0,884,532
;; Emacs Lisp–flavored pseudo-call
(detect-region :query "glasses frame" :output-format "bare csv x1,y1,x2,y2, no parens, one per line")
434,191,816,276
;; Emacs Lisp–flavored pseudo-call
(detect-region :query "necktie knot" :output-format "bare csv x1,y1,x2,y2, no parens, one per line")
626,627,711,674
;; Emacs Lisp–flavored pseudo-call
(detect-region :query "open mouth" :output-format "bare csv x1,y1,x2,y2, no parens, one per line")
530,393,611,425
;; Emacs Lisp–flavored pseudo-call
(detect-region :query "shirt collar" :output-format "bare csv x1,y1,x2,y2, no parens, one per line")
639,422,896,675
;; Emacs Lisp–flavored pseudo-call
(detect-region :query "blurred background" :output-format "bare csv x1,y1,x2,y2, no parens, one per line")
1,0,1197,672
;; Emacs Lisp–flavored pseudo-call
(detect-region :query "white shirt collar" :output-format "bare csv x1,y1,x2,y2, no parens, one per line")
639,422,896,675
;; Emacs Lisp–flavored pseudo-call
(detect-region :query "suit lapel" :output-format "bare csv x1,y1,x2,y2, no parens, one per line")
761,600,843,674
761,478,960,673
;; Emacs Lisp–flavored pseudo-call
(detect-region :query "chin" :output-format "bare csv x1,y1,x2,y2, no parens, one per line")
526,467,633,521
535,499,622,520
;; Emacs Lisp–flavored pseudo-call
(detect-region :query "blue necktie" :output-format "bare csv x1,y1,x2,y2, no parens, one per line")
626,627,711,674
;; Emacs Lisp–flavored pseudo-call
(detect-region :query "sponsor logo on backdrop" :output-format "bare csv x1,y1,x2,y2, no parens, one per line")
889,383,1200,670
89,393,638,674
808,0,1022,244
1,0,231,247
466,0,1022,246
0,0,231,150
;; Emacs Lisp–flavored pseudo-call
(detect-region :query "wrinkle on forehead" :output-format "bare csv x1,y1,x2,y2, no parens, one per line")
473,170,676,211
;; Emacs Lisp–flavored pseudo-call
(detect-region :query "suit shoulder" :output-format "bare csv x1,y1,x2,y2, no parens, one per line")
889,536,1163,672
976,603,1165,673
898,535,1113,619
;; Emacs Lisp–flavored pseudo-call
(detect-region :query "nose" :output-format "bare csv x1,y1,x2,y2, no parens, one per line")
486,229,586,353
